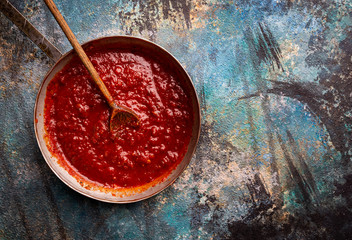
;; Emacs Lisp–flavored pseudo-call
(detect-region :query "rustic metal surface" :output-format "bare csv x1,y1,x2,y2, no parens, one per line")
1,0,352,239
0,0,62,62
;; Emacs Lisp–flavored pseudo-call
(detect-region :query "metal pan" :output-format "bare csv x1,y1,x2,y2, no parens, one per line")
2,1,200,203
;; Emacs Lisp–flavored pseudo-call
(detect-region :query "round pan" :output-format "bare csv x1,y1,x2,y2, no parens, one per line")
34,36,201,203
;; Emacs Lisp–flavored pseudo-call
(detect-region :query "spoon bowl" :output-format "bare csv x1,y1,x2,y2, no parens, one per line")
110,105,140,132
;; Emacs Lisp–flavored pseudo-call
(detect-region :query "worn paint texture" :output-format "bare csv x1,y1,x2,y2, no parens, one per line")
1,0,352,239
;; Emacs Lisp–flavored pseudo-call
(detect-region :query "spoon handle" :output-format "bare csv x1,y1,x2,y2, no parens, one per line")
43,0,116,108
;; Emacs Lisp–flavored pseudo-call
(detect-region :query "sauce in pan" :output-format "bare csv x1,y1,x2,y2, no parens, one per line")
44,48,193,187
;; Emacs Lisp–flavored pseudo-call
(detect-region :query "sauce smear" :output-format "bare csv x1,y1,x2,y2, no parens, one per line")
44,48,193,187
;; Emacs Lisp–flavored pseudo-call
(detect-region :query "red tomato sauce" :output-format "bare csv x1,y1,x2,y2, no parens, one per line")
44,48,193,187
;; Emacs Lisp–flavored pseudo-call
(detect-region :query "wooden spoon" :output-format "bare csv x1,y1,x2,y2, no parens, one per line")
44,0,139,132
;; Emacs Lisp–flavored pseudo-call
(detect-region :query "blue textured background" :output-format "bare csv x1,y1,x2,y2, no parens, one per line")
1,0,352,239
